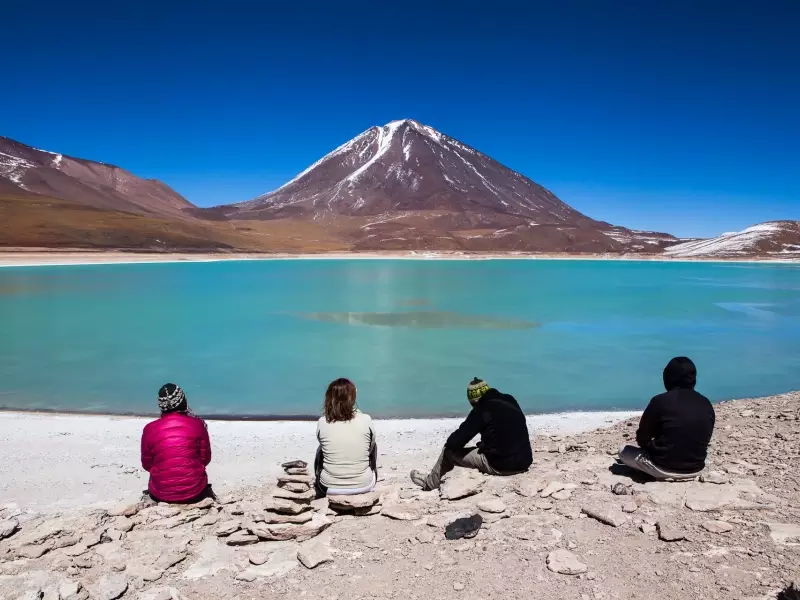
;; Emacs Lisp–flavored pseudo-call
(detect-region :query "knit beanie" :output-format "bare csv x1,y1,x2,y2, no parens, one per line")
158,383,187,412
467,377,490,405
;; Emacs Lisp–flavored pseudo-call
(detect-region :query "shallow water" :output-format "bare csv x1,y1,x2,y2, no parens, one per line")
0,259,798,417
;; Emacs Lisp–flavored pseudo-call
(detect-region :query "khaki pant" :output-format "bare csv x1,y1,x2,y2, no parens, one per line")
619,445,701,481
424,446,511,490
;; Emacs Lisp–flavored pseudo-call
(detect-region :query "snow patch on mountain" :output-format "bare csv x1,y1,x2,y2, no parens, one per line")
664,222,799,257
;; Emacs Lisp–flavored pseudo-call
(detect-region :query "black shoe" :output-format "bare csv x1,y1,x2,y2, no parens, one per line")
445,514,483,540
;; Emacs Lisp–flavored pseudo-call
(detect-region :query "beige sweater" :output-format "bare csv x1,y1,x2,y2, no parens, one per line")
316,410,376,489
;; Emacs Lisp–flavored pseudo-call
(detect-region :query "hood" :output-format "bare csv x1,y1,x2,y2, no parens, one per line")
663,357,697,391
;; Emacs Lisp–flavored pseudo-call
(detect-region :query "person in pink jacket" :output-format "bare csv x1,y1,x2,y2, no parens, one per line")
141,383,213,503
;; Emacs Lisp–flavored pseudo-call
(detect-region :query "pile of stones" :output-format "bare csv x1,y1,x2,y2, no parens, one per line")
244,460,330,542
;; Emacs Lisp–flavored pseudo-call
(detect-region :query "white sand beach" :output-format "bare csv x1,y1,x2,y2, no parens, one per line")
1,250,798,267
0,410,637,513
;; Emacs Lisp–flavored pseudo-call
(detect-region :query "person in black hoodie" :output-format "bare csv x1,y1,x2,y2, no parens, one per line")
410,378,533,490
620,357,715,480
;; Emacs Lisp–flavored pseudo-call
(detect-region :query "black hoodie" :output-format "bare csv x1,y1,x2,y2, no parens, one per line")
445,388,533,472
636,357,716,474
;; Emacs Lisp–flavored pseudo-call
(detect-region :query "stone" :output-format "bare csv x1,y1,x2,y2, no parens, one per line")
193,513,221,528
155,509,205,529
191,497,215,510
282,482,311,494
0,518,19,540
58,582,82,599
440,474,484,500
215,494,241,505
154,550,188,571
702,520,734,534
285,467,308,476
540,481,566,498
547,549,587,575
107,502,145,518
264,498,314,515
453,582,466,591
581,506,628,528
621,501,638,513
249,551,269,565
103,529,123,542
272,488,315,502
281,460,308,470
297,541,333,569
656,521,686,542
684,486,736,512
250,515,332,542
277,475,314,486
64,543,90,557
235,570,258,582
354,504,383,516
415,530,435,544
514,480,545,498
327,492,381,510
382,506,421,521
764,522,800,546
534,499,554,510
136,589,172,600
141,569,164,582
91,575,128,600
552,489,573,501
16,591,43,600
257,511,314,525
17,541,54,559
81,529,103,547
225,531,259,546
214,520,241,537
612,483,633,495
53,535,80,549
353,504,383,517
700,471,729,485
477,499,507,514
73,554,94,569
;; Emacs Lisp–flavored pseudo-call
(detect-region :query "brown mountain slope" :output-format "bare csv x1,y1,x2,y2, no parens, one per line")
0,136,193,218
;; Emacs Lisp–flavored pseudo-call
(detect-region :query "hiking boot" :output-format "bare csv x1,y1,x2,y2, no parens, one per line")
410,469,429,490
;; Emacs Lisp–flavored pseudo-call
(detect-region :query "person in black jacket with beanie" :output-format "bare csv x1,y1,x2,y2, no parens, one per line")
410,378,533,491
620,357,715,480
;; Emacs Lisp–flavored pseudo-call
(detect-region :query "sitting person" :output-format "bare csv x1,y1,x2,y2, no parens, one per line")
314,378,377,498
410,378,532,490
141,383,213,503
619,357,715,480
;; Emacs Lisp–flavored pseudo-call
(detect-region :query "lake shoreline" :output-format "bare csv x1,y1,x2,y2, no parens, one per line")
1,249,800,267
0,408,640,513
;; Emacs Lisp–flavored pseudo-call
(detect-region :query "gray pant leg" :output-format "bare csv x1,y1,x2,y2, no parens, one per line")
426,446,493,490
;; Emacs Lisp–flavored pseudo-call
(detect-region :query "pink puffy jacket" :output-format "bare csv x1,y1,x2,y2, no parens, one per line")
141,412,211,503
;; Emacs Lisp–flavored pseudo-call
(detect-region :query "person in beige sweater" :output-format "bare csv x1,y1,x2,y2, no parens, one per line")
314,378,377,498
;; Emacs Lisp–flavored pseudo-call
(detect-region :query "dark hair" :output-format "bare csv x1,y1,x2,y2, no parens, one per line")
663,357,697,391
158,382,188,414
323,378,357,423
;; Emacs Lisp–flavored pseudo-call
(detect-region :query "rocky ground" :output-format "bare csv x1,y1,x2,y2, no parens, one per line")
1,392,798,600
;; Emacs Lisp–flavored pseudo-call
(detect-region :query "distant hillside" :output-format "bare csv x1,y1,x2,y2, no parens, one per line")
664,221,800,258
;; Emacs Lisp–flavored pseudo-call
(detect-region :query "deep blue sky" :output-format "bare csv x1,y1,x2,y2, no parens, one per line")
3,1,798,237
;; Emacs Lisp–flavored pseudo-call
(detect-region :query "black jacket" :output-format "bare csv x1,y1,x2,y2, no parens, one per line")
636,360,716,474
446,388,533,472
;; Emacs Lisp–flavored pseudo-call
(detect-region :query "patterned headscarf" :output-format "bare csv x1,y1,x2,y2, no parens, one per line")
158,383,187,413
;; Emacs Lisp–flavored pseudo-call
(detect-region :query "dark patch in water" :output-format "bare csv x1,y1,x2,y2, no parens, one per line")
296,310,538,330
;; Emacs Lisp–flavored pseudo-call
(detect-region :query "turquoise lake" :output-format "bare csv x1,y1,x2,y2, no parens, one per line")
0,259,798,418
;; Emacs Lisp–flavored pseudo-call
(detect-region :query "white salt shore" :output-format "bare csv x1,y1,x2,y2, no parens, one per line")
0,410,637,513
